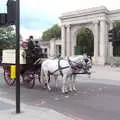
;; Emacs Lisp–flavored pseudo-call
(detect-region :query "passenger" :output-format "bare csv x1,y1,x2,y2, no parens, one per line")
34,41,43,59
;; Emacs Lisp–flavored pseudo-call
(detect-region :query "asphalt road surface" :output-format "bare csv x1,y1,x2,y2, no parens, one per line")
0,71,120,120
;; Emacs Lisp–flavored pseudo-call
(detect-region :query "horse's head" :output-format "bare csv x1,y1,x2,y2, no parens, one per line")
68,55,92,73
82,55,92,71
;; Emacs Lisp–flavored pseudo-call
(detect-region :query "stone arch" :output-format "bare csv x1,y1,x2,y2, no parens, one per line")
71,24,94,56
60,6,120,64
75,27,94,56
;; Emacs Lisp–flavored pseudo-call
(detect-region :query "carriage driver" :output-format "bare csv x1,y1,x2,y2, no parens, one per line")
34,40,43,60
28,36,35,50
26,36,43,64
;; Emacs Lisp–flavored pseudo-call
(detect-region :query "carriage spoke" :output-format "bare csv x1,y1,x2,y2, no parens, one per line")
4,67,16,86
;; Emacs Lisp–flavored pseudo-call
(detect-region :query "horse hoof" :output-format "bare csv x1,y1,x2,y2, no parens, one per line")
42,86,47,89
64,91,69,94
69,89,73,92
73,89,77,92
48,88,51,91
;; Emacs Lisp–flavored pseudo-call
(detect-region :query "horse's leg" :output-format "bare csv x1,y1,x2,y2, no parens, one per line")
46,72,51,91
40,68,46,88
62,75,66,93
68,74,73,92
88,70,91,79
72,74,77,91
54,75,58,92
62,75,68,93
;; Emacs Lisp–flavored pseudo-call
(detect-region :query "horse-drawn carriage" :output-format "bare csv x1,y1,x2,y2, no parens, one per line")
2,48,92,93
2,49,45,88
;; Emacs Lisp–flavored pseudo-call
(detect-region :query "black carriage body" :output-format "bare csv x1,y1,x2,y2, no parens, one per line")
2,49,45,88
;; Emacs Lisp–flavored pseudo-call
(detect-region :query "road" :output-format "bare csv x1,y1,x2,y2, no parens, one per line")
0,67,120,120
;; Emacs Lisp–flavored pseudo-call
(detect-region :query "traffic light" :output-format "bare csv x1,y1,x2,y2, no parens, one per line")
108,29,113,42
0,13,7,26
7,0,16,25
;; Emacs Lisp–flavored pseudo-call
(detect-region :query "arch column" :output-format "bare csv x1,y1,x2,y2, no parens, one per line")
66,24,71,56
99,19,107,64
109,22,113,57
61,25,66,56
93,20,99,58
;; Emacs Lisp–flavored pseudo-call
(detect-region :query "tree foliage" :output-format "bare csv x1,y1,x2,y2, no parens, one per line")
76,28,94,56
42,24,61,41
113,21,120,31
0,26,16,55
112,21,120,56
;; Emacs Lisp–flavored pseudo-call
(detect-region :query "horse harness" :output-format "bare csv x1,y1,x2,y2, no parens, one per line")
68,57,91,75
48,57,87,77
48,58,69,77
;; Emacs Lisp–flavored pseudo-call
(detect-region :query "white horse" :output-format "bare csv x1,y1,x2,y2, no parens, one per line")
40,55,92,93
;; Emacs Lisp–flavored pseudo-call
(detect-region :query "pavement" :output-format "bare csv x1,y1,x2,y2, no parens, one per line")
90,65,120,81
0,98,75,120
0,65,120,120
0,66,79,120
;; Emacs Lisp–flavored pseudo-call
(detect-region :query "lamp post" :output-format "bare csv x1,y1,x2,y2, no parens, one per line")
16,0,20,113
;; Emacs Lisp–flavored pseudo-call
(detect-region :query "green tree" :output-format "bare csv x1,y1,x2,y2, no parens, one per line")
0,26,16,55
112,21,120,56
76,28,94,56
42,24,61,41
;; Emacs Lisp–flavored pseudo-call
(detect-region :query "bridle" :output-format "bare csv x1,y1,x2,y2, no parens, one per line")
68,57,91,75
67,57,83,71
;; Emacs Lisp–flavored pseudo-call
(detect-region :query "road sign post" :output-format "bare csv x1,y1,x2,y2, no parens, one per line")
15,0,20,113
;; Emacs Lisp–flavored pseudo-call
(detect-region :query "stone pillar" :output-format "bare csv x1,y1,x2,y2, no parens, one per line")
99,20,106,64
61,25,66,57
50,39,55,56
109,42,113,56
93,20,99,57
66,24,71,56
109,22,113,57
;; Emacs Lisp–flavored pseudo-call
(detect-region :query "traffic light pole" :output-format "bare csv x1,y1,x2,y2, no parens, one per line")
16,0,20,113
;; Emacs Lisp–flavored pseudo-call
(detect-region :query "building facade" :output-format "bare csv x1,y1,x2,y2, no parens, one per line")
59,6,120,64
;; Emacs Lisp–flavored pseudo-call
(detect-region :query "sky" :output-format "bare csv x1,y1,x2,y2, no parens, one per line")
0,0,120,40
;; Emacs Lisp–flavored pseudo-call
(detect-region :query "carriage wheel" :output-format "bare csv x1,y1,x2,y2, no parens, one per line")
22,71,35,88
3,65,16,86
